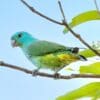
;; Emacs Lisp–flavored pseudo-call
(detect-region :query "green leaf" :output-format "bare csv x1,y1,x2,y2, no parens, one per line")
79,49,96,58
56,82,100,100
79,41,100,58
63,10,100,33
79,62,100,74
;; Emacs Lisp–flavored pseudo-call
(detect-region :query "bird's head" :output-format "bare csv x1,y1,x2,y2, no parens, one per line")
11,31,37,48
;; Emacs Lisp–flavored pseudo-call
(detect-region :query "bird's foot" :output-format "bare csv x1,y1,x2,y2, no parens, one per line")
32,69,39,76
53,73,60,79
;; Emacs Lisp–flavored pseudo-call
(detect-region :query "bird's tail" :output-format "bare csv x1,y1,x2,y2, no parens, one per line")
67,47,79,54
67,47,86,54
79,55,87,61
71,47,79,54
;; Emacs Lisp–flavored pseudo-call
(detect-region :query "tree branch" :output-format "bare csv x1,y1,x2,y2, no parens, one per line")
20,0,100,57
58,1,100,56
1,61,100,80
20,0,63,25
58,1,66,22
94,0,100,15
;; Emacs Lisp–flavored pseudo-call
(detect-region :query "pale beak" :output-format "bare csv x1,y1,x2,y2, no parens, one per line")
11,40,18,47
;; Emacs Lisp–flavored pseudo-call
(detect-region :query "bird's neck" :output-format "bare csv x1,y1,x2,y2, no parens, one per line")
21,37,38,49
20,36,38,59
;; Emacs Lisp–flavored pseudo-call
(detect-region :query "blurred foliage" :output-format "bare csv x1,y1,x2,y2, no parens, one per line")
56,82,100,100
63,10,100,33
79,41,100,58
80,62,100,74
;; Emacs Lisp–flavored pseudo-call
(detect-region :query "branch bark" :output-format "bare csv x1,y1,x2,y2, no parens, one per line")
20,0,100,57
58,1,100,56
94,0,100,15
20,0,63,25
1,61,100,80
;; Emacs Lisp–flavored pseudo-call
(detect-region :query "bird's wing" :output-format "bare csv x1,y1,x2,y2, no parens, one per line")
27,40,73,56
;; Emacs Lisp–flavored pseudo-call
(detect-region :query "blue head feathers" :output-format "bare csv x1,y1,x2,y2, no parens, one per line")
11,31,37,47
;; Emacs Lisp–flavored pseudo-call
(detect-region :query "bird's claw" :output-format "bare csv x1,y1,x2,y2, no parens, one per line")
32,69,39,76
53,73,60,79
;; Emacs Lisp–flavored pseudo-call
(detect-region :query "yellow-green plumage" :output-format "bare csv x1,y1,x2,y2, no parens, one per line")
36,53,79,71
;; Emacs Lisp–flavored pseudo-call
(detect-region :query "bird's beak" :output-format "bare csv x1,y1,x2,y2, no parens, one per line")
11,40,18,47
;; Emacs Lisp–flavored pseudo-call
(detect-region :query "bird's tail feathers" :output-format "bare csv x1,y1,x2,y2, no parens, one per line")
71,47,79,54
79,55,87,61
67,47,79,54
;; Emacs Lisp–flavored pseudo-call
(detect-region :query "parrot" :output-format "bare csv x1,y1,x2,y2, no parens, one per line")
11,31,87,77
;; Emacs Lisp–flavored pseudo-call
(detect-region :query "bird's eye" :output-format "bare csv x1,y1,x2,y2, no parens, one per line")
18,33,22,38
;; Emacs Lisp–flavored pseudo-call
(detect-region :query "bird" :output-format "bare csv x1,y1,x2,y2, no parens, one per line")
11,31,87,77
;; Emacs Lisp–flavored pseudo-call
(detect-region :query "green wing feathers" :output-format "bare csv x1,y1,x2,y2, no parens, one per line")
28,41,68,56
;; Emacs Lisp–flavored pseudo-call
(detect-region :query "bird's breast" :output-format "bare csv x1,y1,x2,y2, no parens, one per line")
30,53,79,70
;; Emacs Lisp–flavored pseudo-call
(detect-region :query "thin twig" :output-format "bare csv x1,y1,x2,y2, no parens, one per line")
1,61,100,79
58,1,100,56
94,0,100,15
58,1,66,22
20,0,63,25
63,22,100,56
20,0,100,56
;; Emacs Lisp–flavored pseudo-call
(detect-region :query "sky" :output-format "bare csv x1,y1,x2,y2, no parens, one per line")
0,0,100,100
